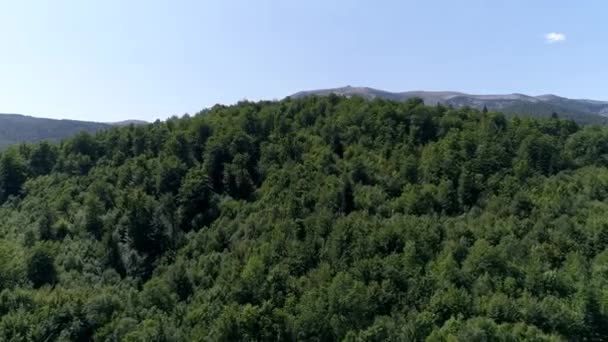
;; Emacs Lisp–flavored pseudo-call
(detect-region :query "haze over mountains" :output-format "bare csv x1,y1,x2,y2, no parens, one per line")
0,113,146,149
291,86,608,124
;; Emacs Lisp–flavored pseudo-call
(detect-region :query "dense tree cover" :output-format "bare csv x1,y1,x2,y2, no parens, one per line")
1,95,608,340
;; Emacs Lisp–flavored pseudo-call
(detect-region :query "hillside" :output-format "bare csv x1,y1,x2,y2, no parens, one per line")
2,97,608,340
0,113,111,149
291,86,608,124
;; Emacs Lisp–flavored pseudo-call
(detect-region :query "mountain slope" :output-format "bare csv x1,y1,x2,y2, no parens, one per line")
1,97,608,339
291,86,608,124
0,114,148,149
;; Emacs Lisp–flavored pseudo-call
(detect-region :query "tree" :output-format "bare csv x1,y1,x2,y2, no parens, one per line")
27,246,57,288
82,194,105,239
0,149,27,202
177,166,219,230
29,141,58,176
37,206,55,241
155,155,187,194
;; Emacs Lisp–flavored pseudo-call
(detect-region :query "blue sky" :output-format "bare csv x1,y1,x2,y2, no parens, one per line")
0,0,606,122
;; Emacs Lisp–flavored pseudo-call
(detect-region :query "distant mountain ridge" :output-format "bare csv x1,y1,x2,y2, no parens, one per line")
291,86,608,124
0,113,147,149
110,120,150,127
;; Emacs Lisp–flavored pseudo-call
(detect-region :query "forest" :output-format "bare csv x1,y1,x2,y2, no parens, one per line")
1,95,608,341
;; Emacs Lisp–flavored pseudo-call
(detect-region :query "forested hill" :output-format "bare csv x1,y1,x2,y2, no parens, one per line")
0,113,114,149
3,95,608,340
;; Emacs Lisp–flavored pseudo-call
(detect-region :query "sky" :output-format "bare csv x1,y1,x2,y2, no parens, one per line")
0,0,606,122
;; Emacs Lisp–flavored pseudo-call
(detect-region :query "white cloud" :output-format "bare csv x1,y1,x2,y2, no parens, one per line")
545,32,566,43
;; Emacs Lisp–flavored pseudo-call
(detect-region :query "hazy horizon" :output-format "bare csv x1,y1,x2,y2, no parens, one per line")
1,0,607,121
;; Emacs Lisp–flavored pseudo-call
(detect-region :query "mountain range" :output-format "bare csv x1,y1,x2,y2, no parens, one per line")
3,87,608,149
0,113,146,149
291,86,608,124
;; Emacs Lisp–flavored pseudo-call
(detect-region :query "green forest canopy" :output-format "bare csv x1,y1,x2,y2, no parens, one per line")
1,95,608,340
